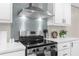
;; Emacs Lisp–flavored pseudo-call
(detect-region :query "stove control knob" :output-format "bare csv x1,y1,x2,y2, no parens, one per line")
51,46,55,48
44,47,47,50
36,49,39,51
32,49,36,52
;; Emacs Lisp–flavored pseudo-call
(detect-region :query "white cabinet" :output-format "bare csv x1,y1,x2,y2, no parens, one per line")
1,50,25,56
57,42,71,56
58,49,70,56
54,3,64,25
0,3,12,23
57,42,71,51
71,40,79,56
48,3,71,26
64,3,71,25
56,39,79,56
48,38,79,56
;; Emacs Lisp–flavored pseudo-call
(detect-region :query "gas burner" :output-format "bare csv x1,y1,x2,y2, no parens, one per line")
26,40,57,49
26,40,56,47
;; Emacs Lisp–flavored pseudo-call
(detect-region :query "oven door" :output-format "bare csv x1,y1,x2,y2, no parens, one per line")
36,51,45,56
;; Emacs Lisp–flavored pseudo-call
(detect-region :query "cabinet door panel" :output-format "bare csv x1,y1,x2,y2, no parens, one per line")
1,50,25,56
0,3,12,22
64,3,71,25
58,42,71,50
71,40,79,56
58,49,70,56
54,3,64,24
47,3,71,26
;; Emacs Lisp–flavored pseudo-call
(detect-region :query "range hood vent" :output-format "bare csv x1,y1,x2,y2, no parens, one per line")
18,3,52,19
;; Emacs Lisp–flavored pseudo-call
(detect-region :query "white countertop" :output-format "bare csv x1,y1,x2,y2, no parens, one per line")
0,42,25,55
46,37,79,43
0,31,25,55
0,37,79,55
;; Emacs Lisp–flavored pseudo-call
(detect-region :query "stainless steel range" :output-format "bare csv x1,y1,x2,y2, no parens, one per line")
19,31,57,56
19,35,57,56
15,3,56,56
26,40,57,56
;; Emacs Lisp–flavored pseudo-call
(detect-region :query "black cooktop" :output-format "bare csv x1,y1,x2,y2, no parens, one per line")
19,36,57,49
26,40,57,49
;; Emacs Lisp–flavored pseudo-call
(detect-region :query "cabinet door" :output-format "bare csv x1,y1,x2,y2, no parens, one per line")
47,3,54,25
58,49,70,56
47,3,71,26
1,50,25,56
54,3,71,26
54,3,64,24
64,3,71,25
71,40,79,56
0,3,12,23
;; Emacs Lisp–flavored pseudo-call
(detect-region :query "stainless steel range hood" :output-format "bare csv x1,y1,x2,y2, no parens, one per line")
18,3,52,19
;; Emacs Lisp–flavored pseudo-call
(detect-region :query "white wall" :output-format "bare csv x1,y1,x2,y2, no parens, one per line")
66,6,79,37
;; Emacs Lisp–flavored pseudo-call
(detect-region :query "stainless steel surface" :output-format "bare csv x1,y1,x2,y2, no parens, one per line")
12,3,52,41
16,4,52,36
18,6,52,18
27,43,57,56
16,16,47,32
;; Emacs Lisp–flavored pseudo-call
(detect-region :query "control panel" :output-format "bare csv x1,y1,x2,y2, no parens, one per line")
27,44,57,55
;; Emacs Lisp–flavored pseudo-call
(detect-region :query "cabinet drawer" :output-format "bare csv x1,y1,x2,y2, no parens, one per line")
58,49,70,56
58,42,71,50
0,50,25,56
